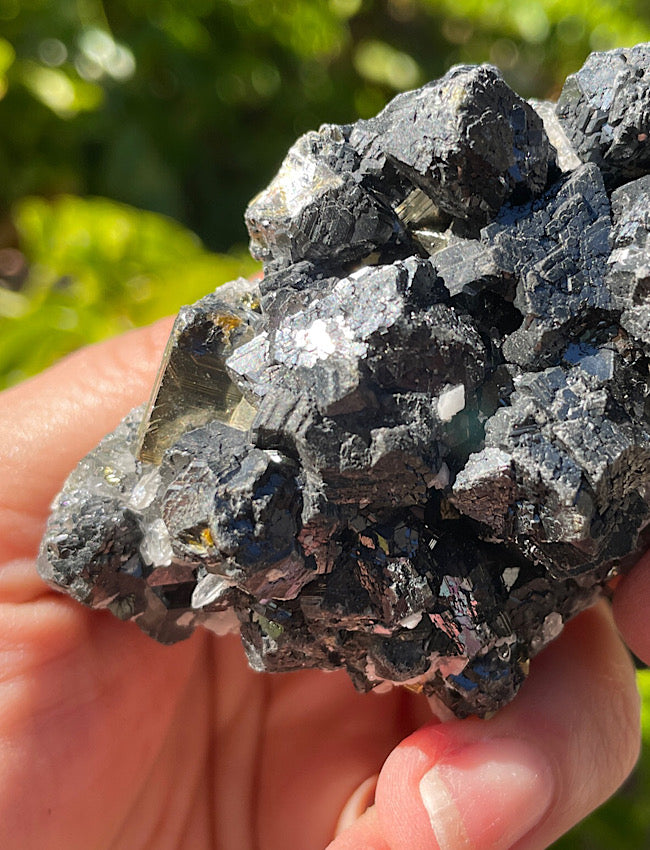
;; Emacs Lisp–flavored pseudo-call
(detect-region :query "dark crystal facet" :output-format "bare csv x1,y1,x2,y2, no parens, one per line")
39,47,650,717
556,43,650,190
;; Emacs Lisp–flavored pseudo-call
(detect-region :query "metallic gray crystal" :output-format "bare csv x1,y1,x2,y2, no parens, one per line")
39,47,650,717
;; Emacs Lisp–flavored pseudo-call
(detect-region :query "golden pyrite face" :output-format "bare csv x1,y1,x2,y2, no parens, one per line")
137,292,260,466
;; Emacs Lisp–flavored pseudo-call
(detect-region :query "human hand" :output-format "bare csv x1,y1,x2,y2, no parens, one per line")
0,321,643,850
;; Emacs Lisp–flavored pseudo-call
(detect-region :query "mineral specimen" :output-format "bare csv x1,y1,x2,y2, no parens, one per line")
38,46,650,718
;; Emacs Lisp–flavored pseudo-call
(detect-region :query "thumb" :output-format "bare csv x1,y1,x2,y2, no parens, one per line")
328,601,640,850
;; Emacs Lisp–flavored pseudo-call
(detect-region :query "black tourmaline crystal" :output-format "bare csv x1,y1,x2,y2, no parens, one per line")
38,47,650,717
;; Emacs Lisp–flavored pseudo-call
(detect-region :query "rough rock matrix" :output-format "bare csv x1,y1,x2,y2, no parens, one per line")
39,46,650,717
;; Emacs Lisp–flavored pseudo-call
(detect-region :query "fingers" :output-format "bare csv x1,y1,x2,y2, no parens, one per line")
254,669,432,850
328,602,640,850
0,318,173,563
612,549,650,665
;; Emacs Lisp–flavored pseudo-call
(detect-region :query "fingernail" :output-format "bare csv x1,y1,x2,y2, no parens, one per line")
419,738,554,850
335,774,378,835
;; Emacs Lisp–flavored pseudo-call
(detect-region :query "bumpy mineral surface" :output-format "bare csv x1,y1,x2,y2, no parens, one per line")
39,46,650,717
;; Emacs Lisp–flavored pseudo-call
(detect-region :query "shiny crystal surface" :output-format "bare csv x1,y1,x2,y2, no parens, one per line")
138,280,260,464
39,48,650,717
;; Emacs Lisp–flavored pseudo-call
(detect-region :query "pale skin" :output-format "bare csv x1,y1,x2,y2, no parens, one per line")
0,317,648,850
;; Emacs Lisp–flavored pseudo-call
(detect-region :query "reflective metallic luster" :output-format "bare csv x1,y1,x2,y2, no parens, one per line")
38,46,650,717
137,286,261,464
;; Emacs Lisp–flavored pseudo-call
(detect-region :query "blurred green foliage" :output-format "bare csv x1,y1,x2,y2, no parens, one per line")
0,0,649,249
0,0,648,385
0,195,256,385
1,3,650,847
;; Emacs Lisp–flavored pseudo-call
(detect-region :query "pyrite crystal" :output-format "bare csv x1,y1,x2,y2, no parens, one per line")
39,47,650,717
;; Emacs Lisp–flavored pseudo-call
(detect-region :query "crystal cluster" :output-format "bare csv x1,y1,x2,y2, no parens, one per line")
39,46,650,717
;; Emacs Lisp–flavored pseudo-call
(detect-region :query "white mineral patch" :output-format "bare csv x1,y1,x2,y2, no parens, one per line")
542,611,563,642
192,572,233,609
140,518,174,566
295,318,336,362
430,462,450,489
399,612,423,629
502,566,520,590
437,384,466,422
335,314,356,340
530,611,565,654
128,468,161,511
110,448,136,477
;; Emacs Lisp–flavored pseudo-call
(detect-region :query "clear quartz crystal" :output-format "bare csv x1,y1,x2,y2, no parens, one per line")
140,518,174,567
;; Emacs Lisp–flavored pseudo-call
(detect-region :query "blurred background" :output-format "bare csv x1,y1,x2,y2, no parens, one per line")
1,1,650,844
